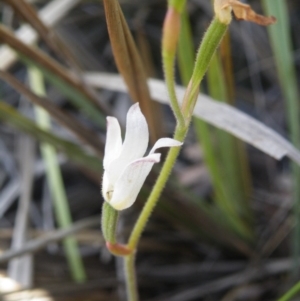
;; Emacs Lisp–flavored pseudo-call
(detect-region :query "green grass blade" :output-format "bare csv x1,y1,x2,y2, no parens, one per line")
28,66,87,282
262,0,300,270
207,54,252,217
177,8,252,241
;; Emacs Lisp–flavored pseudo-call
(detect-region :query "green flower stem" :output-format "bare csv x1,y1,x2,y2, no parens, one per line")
127,125,186,250
163,52,185,128
182,18,228,121
124,125,186,301
277,281,300,301
123,15,229,301
124,253,138,301
162,7,185,128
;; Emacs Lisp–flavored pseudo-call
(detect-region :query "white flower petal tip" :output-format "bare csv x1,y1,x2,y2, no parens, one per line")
102,103,183,210
150,138,183,154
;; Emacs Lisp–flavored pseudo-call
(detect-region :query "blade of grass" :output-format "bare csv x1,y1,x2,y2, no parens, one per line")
177,8,252,241
219,30,252,202
0,25,107,128
0,70,104,158
176,9,240,235
207,54,242,214
207,53,252,221
0,101,102,173
102,0,163,142
262,0,300,273
28,66,86,282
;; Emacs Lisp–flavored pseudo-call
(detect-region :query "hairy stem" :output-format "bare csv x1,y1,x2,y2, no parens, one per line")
128,126,186,250
124,253,138,301
122,13,229,301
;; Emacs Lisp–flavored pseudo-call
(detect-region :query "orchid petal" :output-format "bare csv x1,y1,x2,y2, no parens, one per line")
107,103,149,185
103,117,122,170
149,138,182,154
109,153,161,210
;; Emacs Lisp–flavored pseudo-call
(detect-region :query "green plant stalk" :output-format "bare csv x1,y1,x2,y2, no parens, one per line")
163,51,185,128
124,253,138,301
125,126,185,301
262,0,300,272
162,4,185,128
127,126,186,250
182,18,228,122
29,67,86,282
124,17,229,300
277,280,300,301
177,10,251,240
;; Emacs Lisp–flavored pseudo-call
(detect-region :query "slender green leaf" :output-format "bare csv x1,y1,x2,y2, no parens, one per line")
29,66,87,282
177,7,252,241
262,0,300,271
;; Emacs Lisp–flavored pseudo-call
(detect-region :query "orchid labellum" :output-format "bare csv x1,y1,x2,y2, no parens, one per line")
102,103,182,210
214,0,276,25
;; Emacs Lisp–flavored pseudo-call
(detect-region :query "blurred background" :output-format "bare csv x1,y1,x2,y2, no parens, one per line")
0,0,300,300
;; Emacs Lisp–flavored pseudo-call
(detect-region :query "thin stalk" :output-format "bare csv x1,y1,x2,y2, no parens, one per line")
162,6,185,128
181,18,228,121
124,254,138,301
124,15,229,301
123,126,185,300
127,126,186,250
177,9,251,239
163,52,185,128
28,67,86,282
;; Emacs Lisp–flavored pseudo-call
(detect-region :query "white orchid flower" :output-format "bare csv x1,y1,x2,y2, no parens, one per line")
102,103,182,211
